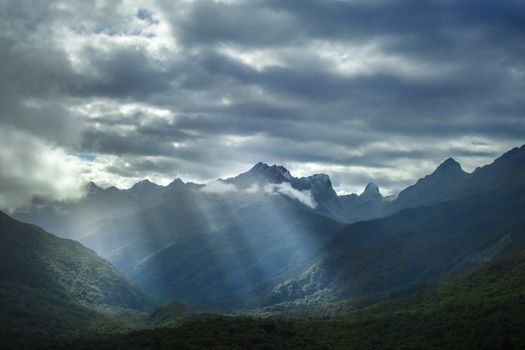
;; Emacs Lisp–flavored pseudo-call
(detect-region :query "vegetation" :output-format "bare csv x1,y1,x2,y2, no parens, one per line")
269,184,525,305
3,248,523,349
2,147,525,348
0,211,152,336
147,300,193,328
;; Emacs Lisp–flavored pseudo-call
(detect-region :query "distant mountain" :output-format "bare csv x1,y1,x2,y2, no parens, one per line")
126,179,165,203
462,144,525,193
11,145,525,313
10,163,368,310
269,187,525,306
15,145,525,238
14,182,141,240
225,162,295,187
83,189,344,311
267,147,525,307
224,162,385,222
391,157,469,210
0,211,150,335
359,183,383,202
389,144,525,212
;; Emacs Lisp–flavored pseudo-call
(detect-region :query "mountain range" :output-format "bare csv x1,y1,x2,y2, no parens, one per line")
2,144,525,348
10,144,525,313
266,144,525,307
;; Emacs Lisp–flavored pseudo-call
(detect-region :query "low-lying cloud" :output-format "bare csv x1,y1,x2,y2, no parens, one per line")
264,183,317,209
201,180,237,194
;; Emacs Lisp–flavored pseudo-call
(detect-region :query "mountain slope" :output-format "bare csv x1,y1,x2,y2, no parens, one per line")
391,157,469,210
267,145,525,306
0,211,150,335
389,144,525,212
268,182,525,306
10,145,525,314
39,248,525,350
82,190,344,311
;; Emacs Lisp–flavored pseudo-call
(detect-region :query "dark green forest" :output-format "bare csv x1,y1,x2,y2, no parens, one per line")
3,248,525,349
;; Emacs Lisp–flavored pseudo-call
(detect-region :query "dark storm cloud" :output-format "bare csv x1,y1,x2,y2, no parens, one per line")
82,49,171,98
162,0,299,47
0,36,82,145
0,0,524,208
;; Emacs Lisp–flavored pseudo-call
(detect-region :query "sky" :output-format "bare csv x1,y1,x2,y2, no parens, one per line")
0,0,524,209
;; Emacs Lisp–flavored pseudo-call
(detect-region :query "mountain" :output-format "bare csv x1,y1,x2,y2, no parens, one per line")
83,188,344,311
3,145,525,347
373,244,525,317
391,157,469,210
225,162,294,187
462,144,525,193
224,163,342,219
126,179,165,203
225,162,386,222
10,145,525,313
15,146,525,239
147,300,193,328
267,147,525,306
0,211,150,336
13,182,141,240
11,164,348,311
87,147,525,311
40,248,525,350
388,144,525,212
359,183,383,202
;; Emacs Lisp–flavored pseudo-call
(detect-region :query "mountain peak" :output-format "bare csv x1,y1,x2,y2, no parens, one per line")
494,144,525,164
364,182,380,194
307,173,331,183
85,181,103,195
274,165,293,180
167,178,185,188
87,181,100,189
394,157,468,210
250,162,269,171
237,162,293,181
130,179,154,189
302,173,336,198
225,162,294,188
248,162,292,179
433,157,464,175
359,182,383,201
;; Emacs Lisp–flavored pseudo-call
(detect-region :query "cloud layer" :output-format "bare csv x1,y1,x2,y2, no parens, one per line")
201,181,237,194
0,0,524,208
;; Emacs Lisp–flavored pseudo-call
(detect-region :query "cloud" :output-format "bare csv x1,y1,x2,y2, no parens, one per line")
0,127,85,210
245,184,260,194
264,183,317,209
0,0,524,208
201,180,237,194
